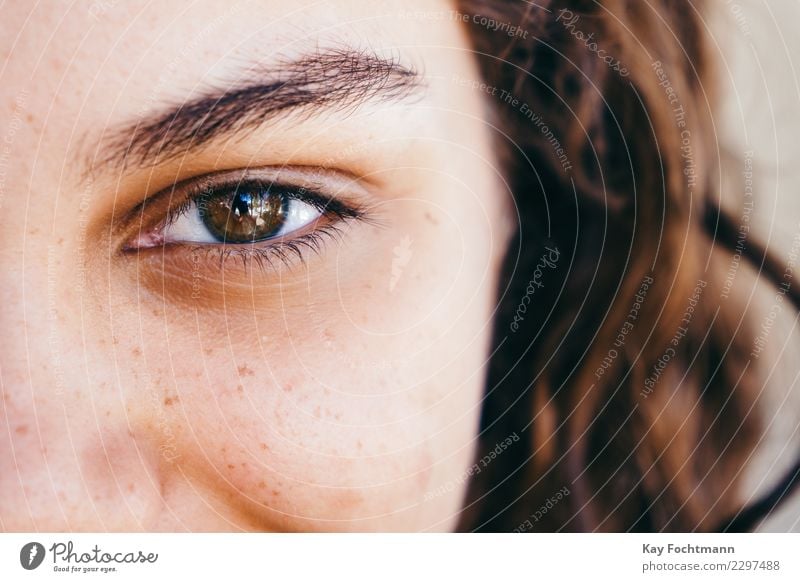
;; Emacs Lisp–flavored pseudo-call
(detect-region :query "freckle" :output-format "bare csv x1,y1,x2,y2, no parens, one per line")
164,397,178,406
127,484,135,493
425,211,440,225
282,382,293,393
259,443,268,451
15,425,28,435
271,490,280,497
227,464,235,470
132,347,142,357
258,481,266,489
237,364,255,377
25,113,33,123
205,348,213,356
237,385,244,394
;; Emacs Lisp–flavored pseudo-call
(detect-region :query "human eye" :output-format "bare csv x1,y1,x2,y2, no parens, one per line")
123,168,368,270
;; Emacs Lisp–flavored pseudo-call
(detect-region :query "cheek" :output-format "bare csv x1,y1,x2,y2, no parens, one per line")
116,182,503,531
148,329,484,531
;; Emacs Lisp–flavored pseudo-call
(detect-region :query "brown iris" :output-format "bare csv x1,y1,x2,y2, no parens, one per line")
199,185,288,243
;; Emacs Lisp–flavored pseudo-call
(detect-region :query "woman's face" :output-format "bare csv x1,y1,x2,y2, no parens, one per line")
0,0,513,531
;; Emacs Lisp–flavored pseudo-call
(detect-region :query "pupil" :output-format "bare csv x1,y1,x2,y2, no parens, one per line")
201,185,287,243
232,192,252,217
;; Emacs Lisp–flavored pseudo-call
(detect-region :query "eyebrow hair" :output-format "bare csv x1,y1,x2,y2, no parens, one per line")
95,48,422,172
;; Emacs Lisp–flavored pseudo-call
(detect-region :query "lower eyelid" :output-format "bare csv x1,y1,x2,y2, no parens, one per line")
177,223,348,274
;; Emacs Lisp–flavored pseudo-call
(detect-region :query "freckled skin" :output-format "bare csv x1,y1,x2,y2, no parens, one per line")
0,0,513,531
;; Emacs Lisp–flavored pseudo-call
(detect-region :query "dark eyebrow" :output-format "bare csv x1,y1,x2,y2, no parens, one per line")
94,48,422,173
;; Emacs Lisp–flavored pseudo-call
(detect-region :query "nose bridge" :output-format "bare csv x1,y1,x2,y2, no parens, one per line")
0,226,70,399
0,148,114,411
0,112,70,415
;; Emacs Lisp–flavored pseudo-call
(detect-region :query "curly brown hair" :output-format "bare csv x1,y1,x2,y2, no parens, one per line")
455,0,800,532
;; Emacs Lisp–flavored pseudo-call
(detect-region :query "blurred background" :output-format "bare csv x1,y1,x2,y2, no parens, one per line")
711,0,800,531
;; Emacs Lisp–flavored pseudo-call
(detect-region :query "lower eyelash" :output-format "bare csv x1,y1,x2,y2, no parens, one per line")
184,223,349,273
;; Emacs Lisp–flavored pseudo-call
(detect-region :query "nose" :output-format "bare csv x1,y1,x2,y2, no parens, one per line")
0,197,167,532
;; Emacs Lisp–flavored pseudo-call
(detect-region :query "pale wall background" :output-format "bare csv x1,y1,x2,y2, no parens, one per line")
710,0,800,532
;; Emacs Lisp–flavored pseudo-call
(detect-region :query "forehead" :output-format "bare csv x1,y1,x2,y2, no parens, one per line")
7,0,457,57
0,0,464,141
3,1,455,80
